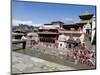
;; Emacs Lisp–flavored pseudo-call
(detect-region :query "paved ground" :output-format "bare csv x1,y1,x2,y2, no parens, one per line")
12,52,75,74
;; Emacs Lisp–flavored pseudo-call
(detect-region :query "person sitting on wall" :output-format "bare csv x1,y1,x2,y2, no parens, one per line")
21,34,27,49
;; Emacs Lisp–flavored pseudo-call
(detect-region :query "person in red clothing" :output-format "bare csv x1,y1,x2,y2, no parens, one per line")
79,50,83,64
79,43,89,64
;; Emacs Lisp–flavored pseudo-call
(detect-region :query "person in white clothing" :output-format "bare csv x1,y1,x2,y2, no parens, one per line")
21,34,27,49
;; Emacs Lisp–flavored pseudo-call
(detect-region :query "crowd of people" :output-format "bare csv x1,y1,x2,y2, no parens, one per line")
66,43,96,66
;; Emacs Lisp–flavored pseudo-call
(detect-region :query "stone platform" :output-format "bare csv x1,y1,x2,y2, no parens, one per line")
12,52,75,74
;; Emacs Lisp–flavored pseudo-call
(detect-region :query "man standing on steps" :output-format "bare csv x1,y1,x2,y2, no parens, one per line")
21,34,27,49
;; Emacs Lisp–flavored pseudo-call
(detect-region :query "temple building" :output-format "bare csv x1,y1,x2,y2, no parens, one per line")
37,21,63,48
78,12,94,39
37,12,95,49
58,34,67,49
58,24,83,49
58,12,95,49
12,29,25,39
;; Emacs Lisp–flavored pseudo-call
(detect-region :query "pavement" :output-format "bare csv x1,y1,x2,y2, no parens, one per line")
12,51,75,74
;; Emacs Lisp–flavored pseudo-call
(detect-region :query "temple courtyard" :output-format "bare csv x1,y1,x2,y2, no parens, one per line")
12,51,75,74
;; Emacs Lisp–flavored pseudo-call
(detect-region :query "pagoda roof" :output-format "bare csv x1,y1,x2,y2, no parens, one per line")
44,21,64,26
63,24,83,30
80,12,93,16
51,21,64,24
44,24,52,25
79,12,93,20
